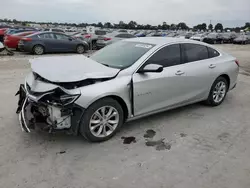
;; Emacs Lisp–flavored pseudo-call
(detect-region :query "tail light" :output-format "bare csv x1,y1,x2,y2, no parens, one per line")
235,60,239,67
104,37,111,41
22,38,32,41
84,34,91,38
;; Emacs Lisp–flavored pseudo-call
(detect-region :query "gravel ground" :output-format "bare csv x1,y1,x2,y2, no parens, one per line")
0,44,250,188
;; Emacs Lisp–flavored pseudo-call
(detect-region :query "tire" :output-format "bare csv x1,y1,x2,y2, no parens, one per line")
204,77,228,106
76,44,85,54
92,41,97,50
33,45,44,55
79,98,124,142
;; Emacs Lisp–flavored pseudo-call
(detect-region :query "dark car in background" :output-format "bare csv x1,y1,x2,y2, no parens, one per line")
221,33,238,43
203,33,223,44
18,32,89,55
233,34,250,44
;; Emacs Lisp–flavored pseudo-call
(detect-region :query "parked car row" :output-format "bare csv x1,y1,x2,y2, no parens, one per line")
1,27,250,55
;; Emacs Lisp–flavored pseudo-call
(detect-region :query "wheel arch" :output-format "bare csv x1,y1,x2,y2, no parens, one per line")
219,74,230,90
86,95,130,122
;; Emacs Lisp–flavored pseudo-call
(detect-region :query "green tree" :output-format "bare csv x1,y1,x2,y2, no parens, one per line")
208,24,213,30
214,23,223,31
97,22,103,28
177,22,189,30
201,23,207,30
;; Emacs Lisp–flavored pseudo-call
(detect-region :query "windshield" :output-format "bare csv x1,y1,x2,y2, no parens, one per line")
90,41,155,69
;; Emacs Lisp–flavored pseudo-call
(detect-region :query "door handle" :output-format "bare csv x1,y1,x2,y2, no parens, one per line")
209,64,216,69
175,70,185,75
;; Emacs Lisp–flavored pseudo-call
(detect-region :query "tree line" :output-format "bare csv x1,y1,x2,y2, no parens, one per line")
0,18,249,32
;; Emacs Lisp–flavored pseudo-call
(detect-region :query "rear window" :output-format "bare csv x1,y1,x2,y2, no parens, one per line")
182,43,209,63
208,47,220,58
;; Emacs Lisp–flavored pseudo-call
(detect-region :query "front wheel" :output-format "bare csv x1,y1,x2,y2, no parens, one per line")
79,98,124,142
204,77,228,106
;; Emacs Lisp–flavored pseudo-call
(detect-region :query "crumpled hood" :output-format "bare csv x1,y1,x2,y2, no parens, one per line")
30,55,120,83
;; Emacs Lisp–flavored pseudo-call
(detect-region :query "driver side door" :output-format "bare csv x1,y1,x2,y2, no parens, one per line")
132,44,187,116
53,33,75,52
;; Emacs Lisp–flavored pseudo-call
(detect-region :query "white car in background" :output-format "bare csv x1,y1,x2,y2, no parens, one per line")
190,34,206,41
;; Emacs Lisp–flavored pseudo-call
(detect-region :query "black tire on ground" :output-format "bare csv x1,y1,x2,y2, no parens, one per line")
32,45,45,55
76,44,85,54
92,41,97,50
79,98,124,142
204,76,229,106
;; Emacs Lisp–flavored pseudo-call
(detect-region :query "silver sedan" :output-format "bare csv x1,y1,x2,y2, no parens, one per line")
16,37,239,142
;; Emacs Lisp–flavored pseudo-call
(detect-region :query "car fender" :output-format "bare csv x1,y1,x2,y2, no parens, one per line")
74,75,133,118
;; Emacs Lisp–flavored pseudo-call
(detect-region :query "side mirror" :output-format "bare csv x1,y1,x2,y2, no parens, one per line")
69,38,73,41
138,64,163,73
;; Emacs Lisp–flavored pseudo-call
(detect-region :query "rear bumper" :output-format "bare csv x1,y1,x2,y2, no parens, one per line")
18,43,32,52
4,40,17,48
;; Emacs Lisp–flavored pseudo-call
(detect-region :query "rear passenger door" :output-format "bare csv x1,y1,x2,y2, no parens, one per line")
180,43,218,101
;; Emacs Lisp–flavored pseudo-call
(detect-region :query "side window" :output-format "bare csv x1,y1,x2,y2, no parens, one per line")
38,33,54,39
182,44,208,63
124,34,135,38
145,44,181,67
208,47,220,58
55,34,70,40
115,34,131,38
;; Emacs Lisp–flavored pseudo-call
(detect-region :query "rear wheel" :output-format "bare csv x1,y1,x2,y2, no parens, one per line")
204,77,228,106
92,41,97,50
76,45,85,54
33,45,44,55
79,98,124,142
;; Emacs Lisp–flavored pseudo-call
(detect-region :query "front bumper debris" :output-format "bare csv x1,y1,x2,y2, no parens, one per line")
15,84,83,134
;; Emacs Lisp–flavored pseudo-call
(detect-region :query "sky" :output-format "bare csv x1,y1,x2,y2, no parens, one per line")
0,0,249,27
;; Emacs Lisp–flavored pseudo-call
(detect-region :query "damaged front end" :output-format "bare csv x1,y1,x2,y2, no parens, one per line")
16,82,84,134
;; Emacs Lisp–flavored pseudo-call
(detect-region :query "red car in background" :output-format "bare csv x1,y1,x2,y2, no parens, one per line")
4,31,36,49
0,28,8,42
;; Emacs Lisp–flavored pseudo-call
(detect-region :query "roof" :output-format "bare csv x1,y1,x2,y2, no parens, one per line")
125,37,201,46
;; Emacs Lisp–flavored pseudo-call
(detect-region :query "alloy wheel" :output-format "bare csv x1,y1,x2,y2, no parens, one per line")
89,106,119,138
213,81,226,103
34,45,44,55
77,45,84,53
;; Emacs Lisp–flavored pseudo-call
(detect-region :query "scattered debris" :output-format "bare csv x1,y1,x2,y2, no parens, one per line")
143,129,156,138
217,132,230,141
121,136,136,144
145,139,165,146
145,139,171,151
156,142,171,151
180,133,187,137
56,151,66,154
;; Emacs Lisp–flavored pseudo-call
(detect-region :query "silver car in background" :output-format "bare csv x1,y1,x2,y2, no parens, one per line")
96,32,135,49
16,38,239,142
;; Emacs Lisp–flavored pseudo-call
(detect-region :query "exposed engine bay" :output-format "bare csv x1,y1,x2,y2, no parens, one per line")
16,83,84,134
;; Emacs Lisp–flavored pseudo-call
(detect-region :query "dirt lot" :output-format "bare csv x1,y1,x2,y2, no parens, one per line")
0,44,250,188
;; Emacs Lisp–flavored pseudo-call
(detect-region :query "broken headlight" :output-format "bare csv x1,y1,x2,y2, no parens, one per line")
42,88,80,107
